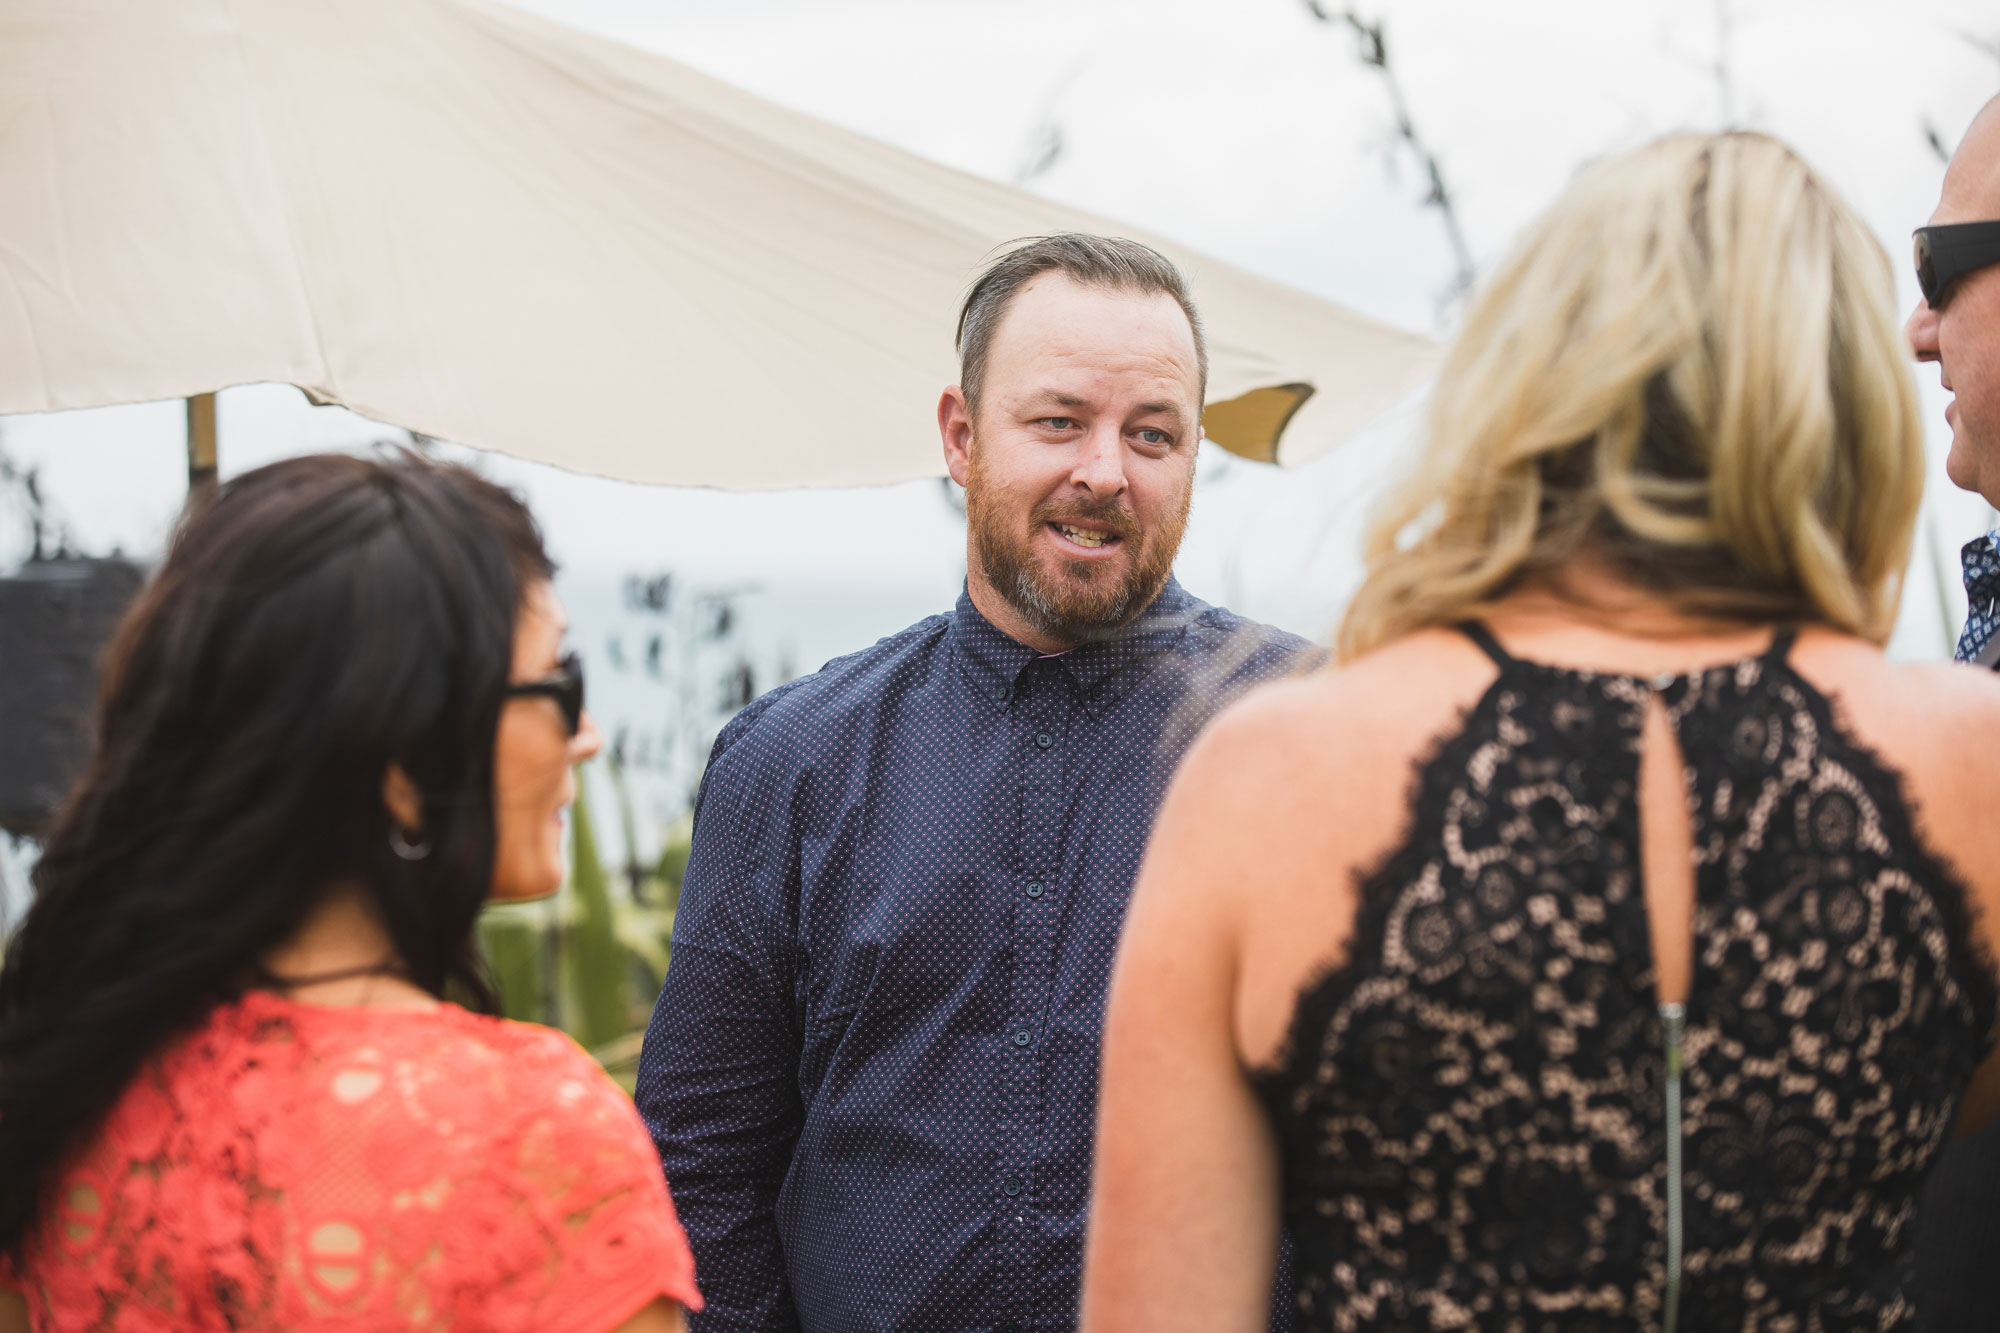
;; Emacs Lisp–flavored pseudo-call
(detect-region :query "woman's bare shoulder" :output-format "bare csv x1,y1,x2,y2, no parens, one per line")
1792,631,2000,762
1163,628,1500,863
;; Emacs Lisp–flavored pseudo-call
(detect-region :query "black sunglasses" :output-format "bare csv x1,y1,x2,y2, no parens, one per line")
1914,220,2000,310
505,651,585,736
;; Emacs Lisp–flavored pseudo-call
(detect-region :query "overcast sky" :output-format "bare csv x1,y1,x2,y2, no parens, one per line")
3,0,1997,887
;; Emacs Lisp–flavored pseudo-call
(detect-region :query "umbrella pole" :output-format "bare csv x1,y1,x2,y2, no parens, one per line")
185,392,217,514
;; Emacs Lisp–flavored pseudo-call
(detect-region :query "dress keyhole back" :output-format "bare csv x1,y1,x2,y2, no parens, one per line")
1256,617,2000,1331
1638,692,1696,1008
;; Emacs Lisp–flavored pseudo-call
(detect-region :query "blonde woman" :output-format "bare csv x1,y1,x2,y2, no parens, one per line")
1081,132,2000,1331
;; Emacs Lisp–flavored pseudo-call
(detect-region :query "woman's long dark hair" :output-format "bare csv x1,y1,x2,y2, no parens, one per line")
0,450,553,1253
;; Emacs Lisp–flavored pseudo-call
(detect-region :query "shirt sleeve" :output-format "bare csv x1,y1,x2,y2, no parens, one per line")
515,1042,705,1333
636,733,805,1333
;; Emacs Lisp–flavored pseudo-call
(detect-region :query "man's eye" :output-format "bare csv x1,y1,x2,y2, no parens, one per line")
1039,417,1078,431
1137,429,1172,446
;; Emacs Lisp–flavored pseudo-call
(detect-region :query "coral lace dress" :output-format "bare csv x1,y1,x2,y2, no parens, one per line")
3,990,703,1331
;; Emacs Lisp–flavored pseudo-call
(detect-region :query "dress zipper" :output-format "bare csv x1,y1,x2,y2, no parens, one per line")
1660,1001,1686,1333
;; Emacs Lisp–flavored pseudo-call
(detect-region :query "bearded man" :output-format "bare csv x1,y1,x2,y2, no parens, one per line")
637,234,1319,1333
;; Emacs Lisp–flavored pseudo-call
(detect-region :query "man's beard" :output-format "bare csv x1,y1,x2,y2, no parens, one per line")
965,450,1191,645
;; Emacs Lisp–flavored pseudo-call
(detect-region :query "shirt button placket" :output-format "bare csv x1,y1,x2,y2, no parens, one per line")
1000,662,1067,1319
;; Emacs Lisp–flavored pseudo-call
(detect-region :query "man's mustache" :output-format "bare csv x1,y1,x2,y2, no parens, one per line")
1028,498,1140,544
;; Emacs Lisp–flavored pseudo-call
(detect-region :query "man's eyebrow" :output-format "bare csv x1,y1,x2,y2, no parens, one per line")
1028,392,1091,410
1021,393,1189,424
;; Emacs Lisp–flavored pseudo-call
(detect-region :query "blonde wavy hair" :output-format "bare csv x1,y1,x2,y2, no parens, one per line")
1337,132,1924,661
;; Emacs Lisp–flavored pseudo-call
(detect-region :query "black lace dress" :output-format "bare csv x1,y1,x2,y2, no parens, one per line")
1252,624,1999,1331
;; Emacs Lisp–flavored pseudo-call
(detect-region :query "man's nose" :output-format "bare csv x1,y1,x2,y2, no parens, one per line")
1907,298,1941,363
1070,422,1128,496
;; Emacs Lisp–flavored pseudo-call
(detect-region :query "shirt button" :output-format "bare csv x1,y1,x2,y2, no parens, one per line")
1012,1028,1033,1047
997,685,1010,702
1035,732,1054,749
1002,1176,1023,1197
1025,880,1045,898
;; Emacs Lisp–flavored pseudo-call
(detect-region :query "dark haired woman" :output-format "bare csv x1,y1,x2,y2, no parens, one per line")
0,454,701,1331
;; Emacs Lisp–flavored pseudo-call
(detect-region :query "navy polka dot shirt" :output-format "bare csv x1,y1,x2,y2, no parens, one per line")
637,578,1322,1332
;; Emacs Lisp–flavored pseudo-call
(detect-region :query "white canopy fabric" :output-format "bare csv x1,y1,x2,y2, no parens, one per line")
0,0,1438,487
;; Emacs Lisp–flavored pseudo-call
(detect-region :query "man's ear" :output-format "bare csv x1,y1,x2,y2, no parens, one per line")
939,386,974,487
381,763,424,833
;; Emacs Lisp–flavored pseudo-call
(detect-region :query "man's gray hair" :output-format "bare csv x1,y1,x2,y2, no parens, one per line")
954,234,1208,417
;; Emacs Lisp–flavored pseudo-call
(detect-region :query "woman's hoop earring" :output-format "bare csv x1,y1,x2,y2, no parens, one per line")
389,825,433,861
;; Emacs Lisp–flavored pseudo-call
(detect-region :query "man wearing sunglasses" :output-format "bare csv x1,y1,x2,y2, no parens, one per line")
1910,96,2000,667
1909,95,2000,1330
635,235,1320,1333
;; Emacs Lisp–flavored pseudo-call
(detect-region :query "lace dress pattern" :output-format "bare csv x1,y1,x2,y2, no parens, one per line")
1252,628,1998,1331
5,991,702,1332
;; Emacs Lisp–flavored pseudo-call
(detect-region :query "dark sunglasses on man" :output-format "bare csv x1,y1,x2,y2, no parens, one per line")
504,651,585,736
1914,220,2000,310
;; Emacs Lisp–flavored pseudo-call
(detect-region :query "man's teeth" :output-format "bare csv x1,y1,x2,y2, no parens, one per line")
1057,524,1111,548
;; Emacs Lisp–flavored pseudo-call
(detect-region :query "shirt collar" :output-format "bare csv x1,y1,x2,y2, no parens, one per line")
949,577,1199,714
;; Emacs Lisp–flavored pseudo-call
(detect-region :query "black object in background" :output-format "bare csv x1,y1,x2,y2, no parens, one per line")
0,557,145,837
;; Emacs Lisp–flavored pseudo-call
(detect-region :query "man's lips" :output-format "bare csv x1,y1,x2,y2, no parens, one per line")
1047,520,1126,554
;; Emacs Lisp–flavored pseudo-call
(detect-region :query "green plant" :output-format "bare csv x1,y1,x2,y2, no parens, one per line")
562,780,629,1051
477,906,548,1024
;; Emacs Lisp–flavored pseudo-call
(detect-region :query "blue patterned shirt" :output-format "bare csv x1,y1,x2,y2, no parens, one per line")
1958,531,2000,665
637,578,1321,1333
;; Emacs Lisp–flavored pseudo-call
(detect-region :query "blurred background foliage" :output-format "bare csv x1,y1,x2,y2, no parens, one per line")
477,758,692,1093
